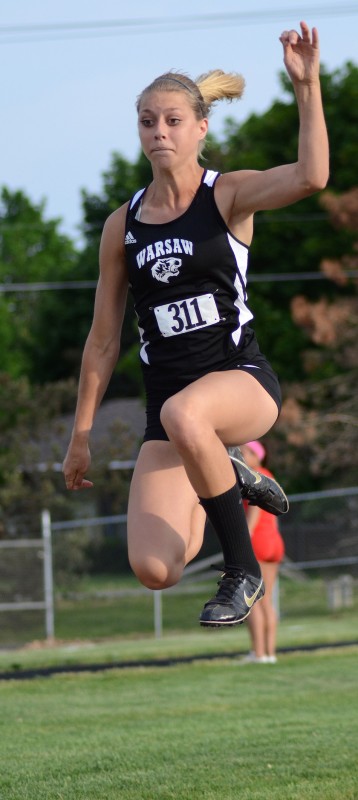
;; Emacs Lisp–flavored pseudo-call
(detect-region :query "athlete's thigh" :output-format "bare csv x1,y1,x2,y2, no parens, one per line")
178,370,279,445
127,440,203,562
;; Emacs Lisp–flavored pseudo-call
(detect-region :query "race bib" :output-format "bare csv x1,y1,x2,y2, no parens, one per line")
154,293,220,337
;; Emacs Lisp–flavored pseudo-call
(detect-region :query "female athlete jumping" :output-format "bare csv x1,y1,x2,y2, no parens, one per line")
63,21,328,626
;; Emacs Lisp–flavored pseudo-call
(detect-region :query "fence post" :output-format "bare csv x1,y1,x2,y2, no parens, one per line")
153,590,163,639
340,574,353,607
41,509,55,640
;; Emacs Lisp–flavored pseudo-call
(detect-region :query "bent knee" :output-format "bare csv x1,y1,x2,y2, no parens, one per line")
129,554,184,590
160,395,203,450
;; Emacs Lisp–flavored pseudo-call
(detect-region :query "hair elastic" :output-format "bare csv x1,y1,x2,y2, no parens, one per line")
159,76,196,94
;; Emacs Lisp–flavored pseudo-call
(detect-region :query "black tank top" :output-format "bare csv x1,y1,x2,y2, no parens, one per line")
124,169,253,378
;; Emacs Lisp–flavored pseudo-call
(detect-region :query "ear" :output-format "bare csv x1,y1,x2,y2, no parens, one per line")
198,117,209,140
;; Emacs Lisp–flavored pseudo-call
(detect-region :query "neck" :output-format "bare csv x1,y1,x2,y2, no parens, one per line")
147,164,204,208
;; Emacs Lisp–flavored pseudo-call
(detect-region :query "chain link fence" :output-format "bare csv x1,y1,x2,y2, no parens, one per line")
0,488,357,646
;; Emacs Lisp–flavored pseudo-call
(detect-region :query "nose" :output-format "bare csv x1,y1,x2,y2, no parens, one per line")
154,119,167,139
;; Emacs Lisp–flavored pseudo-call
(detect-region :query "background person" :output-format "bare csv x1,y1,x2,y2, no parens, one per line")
239,441,285,663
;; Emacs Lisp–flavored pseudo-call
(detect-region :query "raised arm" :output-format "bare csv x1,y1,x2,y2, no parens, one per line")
278,20,329,195
63,205,129,490
218,21,329,234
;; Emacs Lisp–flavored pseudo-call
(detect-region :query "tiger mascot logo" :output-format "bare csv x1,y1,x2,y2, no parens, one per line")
151,257,182,283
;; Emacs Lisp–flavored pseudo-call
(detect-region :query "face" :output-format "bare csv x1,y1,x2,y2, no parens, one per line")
137,90,208,165
240,445,261,469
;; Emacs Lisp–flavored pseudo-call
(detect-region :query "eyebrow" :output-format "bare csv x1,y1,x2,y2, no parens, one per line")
139,107,184,114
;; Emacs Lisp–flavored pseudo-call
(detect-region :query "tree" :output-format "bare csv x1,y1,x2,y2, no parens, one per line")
272,185,358,490
0,373,74,534
208,62,358,380
0,372,136,539
78,63,358,389
0,188,85,382
1,63,357,394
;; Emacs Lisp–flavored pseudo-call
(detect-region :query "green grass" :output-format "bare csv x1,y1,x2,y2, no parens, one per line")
0,573,357,675
0,649,357,799
0,614,357,676
1,574,357,649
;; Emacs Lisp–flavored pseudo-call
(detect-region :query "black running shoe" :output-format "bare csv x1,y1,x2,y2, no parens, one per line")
200,569,265,627
228,446,289,516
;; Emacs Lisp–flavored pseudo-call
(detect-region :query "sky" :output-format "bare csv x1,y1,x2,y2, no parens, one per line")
1,1,357,245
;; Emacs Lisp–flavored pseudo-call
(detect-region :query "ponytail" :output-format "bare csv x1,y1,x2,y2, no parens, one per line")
195,69,245,111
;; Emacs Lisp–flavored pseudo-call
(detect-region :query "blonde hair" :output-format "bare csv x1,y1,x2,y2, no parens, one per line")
136,69,245,119
196,69,245,111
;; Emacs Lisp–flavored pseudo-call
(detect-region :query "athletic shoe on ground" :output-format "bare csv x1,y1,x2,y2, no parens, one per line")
199,569,265,627
265,655,277,664
228,446,289,516
236,652,270,664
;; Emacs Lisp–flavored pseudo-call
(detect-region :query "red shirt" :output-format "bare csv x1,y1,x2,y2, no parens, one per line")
244,466,285,563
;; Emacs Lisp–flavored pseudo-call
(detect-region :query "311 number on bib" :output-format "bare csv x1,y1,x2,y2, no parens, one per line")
154,293,220,337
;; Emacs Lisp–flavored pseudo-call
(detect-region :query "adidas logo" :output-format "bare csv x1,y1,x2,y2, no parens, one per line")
125,231,137,245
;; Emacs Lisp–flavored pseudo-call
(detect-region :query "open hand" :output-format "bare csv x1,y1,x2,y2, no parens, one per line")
279,21,320,85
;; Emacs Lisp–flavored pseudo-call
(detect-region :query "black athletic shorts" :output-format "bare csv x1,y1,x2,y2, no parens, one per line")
141,326,282,442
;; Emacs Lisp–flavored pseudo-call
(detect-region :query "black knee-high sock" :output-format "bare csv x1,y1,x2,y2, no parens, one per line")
199,482,261,577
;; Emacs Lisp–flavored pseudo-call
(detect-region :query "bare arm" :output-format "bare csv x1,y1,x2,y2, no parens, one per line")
217,22,329,239
63,205,129,489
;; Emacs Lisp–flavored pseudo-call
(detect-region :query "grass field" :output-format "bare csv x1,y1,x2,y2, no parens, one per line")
1,573,357,651
0,648,357,800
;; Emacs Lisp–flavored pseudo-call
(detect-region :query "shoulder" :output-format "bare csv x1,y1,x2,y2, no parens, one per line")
216,170,261,195
102,202,130,237
98,202,131,276
215,169,259,208
100,202,130,255
214,171,259,243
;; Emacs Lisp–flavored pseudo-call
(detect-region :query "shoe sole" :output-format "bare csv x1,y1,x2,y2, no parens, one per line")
199,594,263,628
199,580,265,627
199,607,253,627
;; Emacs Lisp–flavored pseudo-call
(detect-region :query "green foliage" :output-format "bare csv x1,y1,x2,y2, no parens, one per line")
0,373,136,537
0,373,78,534
203,63,358,381
321,62,358,189
0,188,86,382
0,61,357,504
77,62,358,387
52,529,94,588
80,151,152,254
1,63,357,390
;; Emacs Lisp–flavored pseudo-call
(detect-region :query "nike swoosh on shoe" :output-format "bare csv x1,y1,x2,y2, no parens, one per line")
230,454,263,485
244,579,264,608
